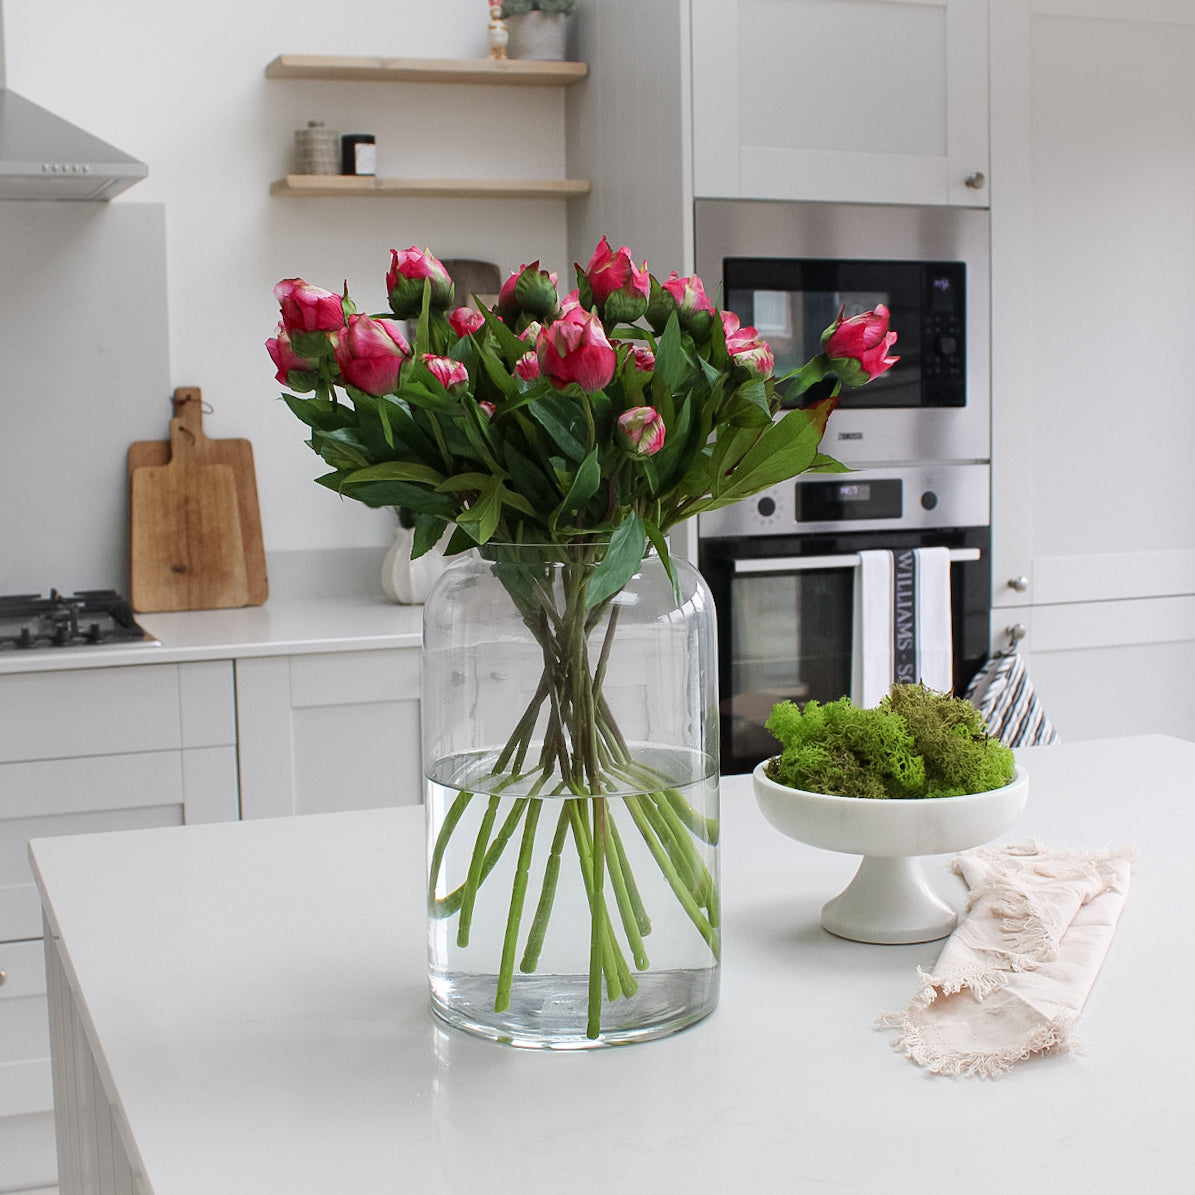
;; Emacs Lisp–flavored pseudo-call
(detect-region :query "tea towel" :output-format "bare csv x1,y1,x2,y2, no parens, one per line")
880,841,1135,1077
963,645,1061,747
859,547,953,706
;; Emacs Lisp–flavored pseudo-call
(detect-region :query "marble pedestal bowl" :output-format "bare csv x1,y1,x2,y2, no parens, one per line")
752,764,1029,944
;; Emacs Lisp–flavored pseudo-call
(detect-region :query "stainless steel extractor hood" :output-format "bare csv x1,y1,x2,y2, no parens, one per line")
0,2,147,200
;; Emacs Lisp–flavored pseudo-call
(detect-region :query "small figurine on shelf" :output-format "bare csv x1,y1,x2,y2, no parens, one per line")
488,4,509,59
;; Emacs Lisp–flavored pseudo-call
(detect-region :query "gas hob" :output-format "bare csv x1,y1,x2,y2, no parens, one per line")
0,590,157,651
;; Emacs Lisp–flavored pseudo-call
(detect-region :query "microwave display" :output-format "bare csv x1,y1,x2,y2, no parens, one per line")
723,258,966,410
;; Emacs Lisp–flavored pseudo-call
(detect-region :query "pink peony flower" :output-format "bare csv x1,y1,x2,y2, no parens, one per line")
274,278,345,335
514,351,541,381
617,406,667,457
537,308,617,393
583,236,649,323
721,310,775,379
628,345,655,373
387,246,453,317
448,306,486,339
422,354,469,393
822,304,899,381
266,322,316,384
333,314,410,395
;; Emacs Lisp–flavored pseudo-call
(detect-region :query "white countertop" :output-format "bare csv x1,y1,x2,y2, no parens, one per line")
30,736,1195,1194
0,549,423,675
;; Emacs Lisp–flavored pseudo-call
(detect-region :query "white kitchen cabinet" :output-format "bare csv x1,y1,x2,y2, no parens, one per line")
690,0,989,207
987,0,1195,739
0,659,238,1192
235,648,423,819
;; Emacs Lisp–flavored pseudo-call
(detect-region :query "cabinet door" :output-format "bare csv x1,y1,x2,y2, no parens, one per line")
691,0,989,206
236,650,423,819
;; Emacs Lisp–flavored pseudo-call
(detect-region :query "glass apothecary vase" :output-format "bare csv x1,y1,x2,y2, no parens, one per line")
422,542,720,1048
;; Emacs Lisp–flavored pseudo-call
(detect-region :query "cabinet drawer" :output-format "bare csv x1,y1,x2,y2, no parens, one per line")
0,940,52,1117
289,648,420,707
0,664,182,763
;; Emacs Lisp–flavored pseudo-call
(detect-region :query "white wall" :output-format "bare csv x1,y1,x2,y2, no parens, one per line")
1,0,573,576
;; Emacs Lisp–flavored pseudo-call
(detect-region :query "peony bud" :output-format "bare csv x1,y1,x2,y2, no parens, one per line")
582,236,649,324
266,323,318,387
514,351,541,381
422,354,470,394
387,246,454,318
617,406,667,457
537,308,617,392
448,306,486,339
822,304,899,382
334,314,411,396
721,310,775,380
648,272,714,339
497,261,560,322
274,278,346,342
628,345,655,373
478,400,497,420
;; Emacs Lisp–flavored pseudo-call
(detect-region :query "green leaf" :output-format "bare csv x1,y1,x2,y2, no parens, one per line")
554,448,601,523
652,313,691,393
586,512,646,609
345,460,445,486
411,513,449,559
502,441,561,517
527,392,589,462
281,393,356,433
642,517,680,604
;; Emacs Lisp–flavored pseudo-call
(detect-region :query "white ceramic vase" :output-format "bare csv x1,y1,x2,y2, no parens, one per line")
381,523,451,605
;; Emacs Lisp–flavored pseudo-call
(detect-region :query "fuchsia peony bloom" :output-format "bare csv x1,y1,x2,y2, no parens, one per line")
617,406,667,457
423,354,469,393
721,311,775,380
274,278,345,334
334,314,410,396
822,304,899,381
387,246,454,318
655,271,714,338
537,308,617,392
266,323,316,385
583,236,649,323
448,306,486,339
628,345,655,373
514,351,541,381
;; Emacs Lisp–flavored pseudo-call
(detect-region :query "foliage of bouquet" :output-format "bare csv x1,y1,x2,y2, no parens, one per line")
268,238,897,1039
268,238,897,596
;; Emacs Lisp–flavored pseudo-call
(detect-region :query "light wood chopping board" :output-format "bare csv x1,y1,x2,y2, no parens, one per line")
128,387,269,609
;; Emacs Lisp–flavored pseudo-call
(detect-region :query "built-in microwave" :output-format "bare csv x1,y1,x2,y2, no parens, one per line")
694,199,990,467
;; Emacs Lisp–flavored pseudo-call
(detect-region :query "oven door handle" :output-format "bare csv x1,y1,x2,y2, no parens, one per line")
732,547,981,575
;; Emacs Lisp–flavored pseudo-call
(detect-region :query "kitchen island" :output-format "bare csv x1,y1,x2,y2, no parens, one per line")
30,736,1194,1194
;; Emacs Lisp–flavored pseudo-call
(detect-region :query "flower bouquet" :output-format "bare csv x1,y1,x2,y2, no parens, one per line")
268,238,897,1043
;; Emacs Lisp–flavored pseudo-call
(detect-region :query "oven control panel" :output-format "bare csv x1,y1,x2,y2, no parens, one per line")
697,463,990,538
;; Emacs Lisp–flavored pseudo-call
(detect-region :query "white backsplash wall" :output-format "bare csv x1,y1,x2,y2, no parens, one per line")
1,0,575,573
0,202,170,594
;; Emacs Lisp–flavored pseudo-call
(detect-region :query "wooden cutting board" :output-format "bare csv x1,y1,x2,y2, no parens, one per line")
129,387,268,607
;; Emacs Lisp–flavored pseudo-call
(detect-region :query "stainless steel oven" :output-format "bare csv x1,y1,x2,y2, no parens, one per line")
698,467,990,776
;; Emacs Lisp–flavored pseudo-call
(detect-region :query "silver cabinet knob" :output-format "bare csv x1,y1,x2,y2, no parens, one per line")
965,171,986,190
1007,575,1029,592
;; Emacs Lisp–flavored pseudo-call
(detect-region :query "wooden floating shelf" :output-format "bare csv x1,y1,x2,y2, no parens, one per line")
265,54,588,86
270,174,592,200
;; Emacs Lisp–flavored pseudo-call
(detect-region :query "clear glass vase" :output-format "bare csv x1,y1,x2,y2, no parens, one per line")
422,542,720,1048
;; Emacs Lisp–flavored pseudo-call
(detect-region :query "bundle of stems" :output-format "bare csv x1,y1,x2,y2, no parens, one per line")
426,544,719,1039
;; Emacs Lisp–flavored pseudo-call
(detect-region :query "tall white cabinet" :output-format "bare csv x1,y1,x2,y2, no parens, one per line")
988,0,1195,738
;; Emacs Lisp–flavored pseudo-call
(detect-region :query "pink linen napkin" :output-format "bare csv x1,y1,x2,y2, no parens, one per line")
880,841,1135,1077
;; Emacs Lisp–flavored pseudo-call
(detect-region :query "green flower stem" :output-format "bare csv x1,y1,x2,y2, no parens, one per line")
427,788,473,908
520,802,570,973
430,795,529,919
566,799,627,1004
456,794,501,948
587,796,608,1037
605,815,650,969
610,815,652,937
651,788,718,924
614,756,721,845
494,798,542,1013
624,794,721,962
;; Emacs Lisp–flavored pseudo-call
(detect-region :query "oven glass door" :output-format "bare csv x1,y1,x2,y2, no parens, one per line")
723,257,965,410
724,559,856,771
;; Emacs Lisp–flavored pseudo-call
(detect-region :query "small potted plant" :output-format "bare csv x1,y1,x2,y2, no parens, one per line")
499,0,577,61
752,684,1029,944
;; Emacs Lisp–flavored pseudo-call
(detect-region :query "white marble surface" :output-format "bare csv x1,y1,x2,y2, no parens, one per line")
31,736,1195,1194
